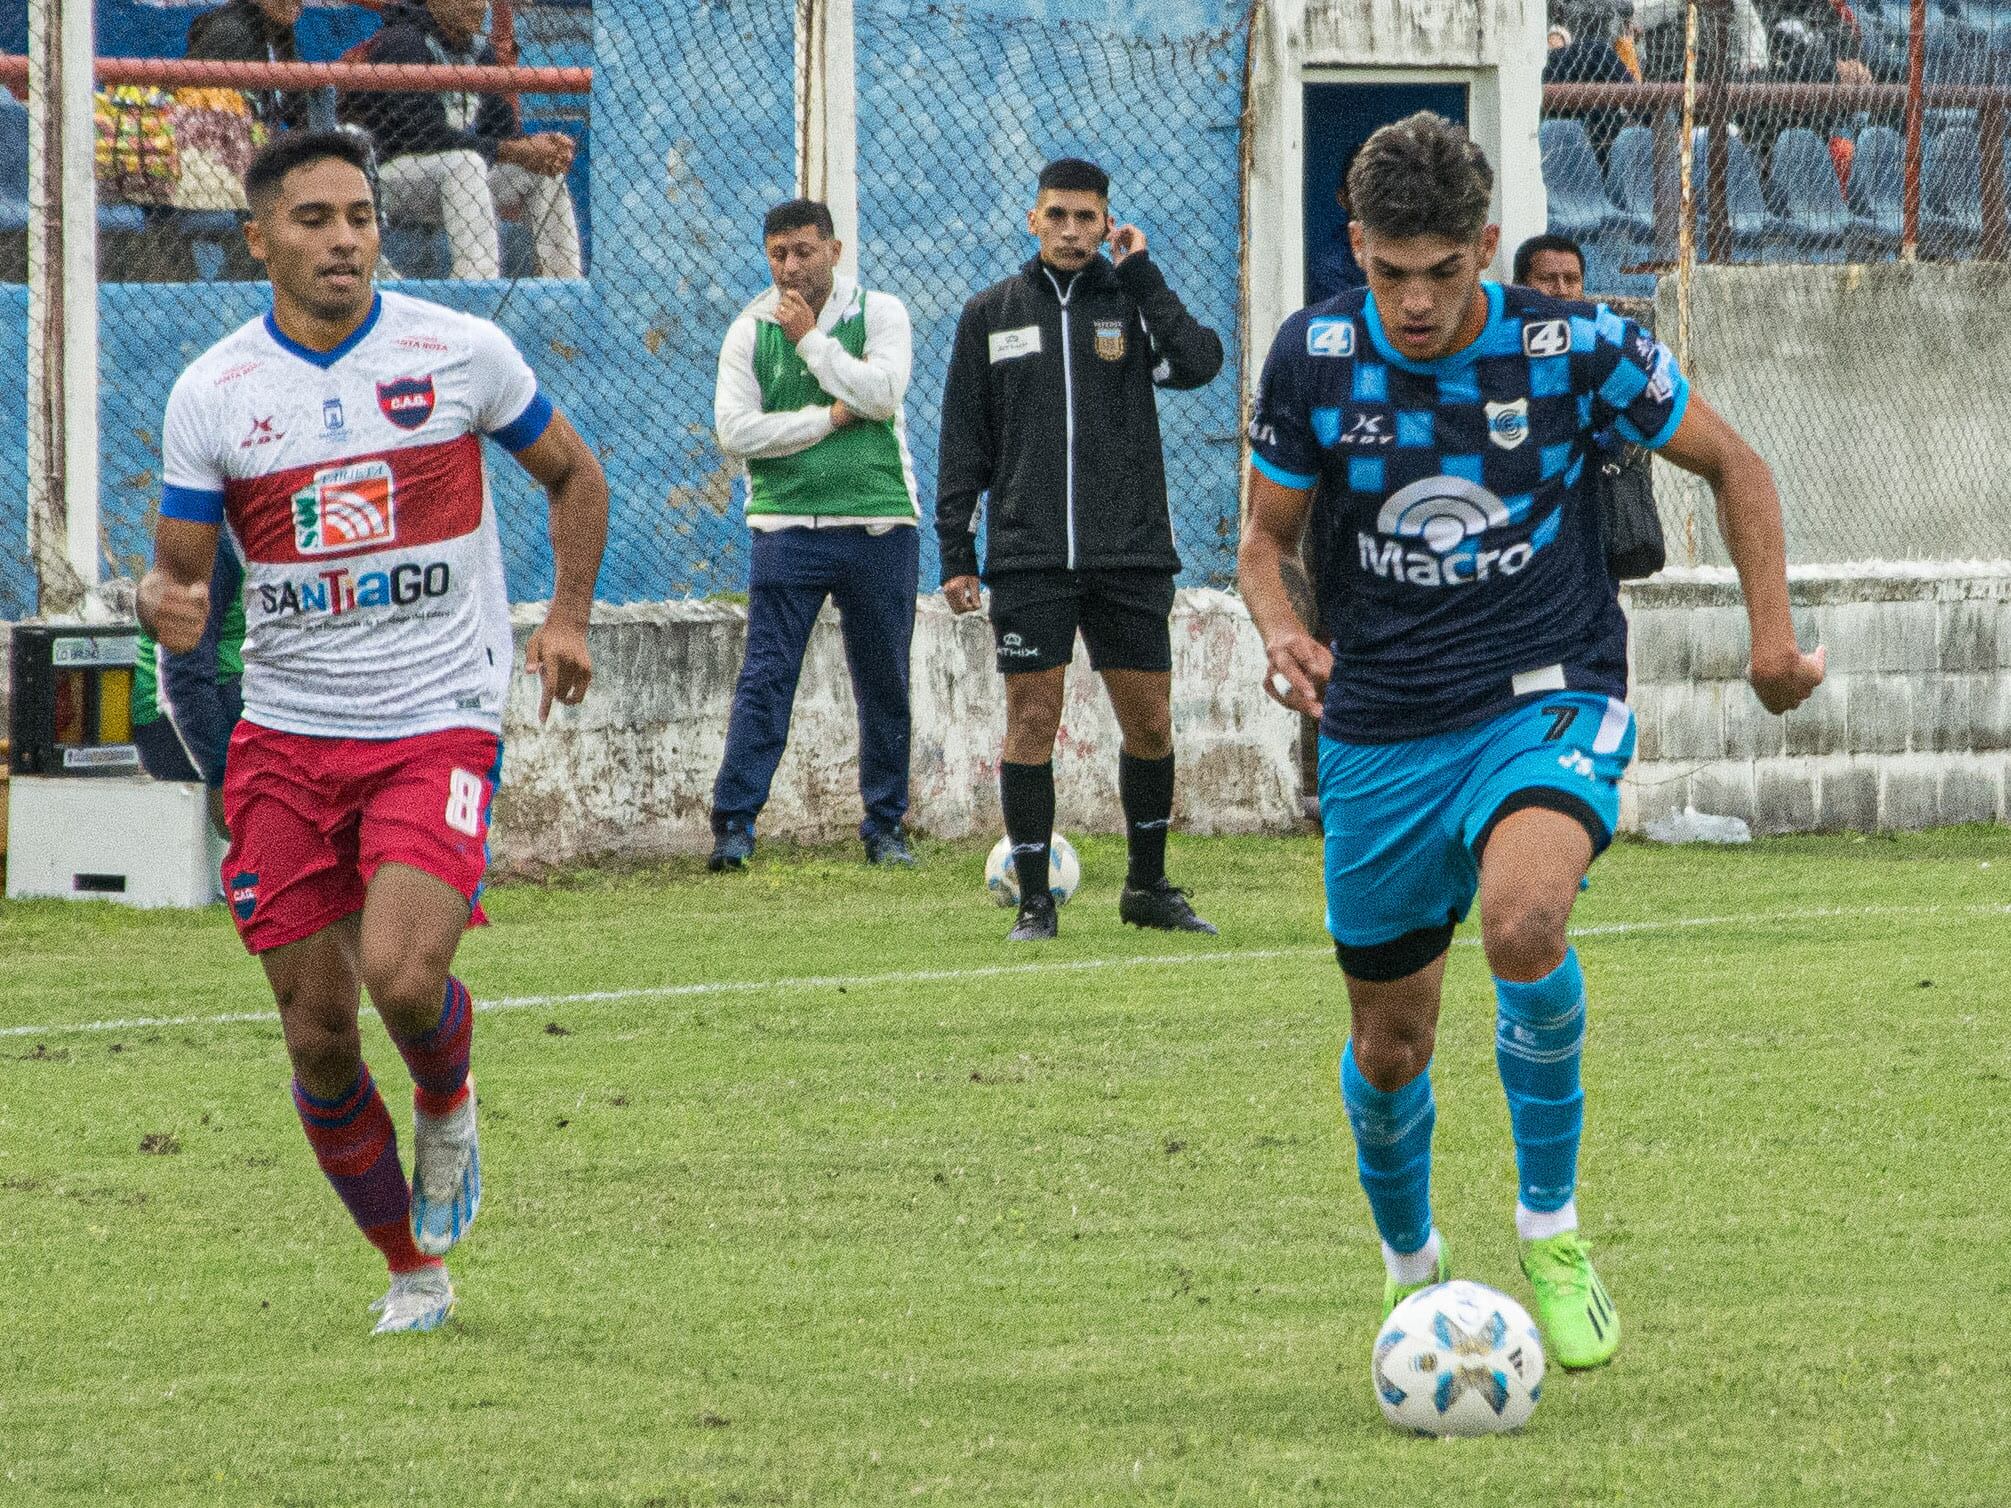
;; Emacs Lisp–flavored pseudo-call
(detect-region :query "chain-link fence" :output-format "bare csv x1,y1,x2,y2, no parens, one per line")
854,0,1249,588
12,0,2011,617
1541,0,2011,563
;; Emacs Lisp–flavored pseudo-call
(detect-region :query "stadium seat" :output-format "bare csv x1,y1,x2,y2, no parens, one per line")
0,93,30,235
1846,125,1906,257
1604,124,1660,244
1690,128,1780,263
1766,127,1853,261
1923,125,1983,259
1539,118,1619,242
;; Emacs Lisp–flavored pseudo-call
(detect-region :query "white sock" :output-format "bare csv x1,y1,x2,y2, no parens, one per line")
1516,1200,1578,1242
1382,1228,1442,1285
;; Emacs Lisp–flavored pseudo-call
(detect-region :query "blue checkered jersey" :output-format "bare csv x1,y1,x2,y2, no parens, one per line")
1249,281,1689,744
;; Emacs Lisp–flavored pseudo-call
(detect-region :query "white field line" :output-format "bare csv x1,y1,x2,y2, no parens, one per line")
4,901,2007,1042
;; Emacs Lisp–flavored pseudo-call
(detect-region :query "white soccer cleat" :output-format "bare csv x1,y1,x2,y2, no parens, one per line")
369,1264,456,1335
410,1078,481,1257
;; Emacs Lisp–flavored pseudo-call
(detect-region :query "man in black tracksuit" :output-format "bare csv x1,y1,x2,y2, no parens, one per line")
938,157,1224,942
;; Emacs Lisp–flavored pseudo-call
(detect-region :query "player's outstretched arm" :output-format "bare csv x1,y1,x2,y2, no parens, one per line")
1658,392,1826,714
514,411,608,722
1237,467,1331,719
138,518,221,656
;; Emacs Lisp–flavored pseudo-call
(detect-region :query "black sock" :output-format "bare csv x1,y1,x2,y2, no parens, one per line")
1120,751,1175,889
999,760,1055,905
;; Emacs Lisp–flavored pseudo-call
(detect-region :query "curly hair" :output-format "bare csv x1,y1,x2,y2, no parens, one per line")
1346,112,1495,243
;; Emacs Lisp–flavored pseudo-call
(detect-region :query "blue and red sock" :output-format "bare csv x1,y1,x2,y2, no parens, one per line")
392,976,473,1117
292,1065,435,1273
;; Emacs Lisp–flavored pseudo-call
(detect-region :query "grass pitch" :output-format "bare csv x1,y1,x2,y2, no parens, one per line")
3,829,2009,1506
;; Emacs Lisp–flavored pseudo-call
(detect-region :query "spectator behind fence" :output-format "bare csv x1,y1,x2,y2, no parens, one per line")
1545,3,1635,157
185,0,318,134
707,199,921,873
342,0,583,279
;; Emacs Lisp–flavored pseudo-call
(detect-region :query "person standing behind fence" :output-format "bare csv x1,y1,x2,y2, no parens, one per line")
342,0,583,279
937,157,1224,943
708,198,921,873
185,0,318,134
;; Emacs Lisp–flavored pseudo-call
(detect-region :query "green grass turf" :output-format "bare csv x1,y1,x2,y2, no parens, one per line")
3,830,2009,1506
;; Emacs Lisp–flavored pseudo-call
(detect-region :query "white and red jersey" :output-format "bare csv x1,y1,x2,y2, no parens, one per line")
160,289,554,740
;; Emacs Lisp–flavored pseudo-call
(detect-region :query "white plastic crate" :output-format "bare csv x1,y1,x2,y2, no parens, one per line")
5,775,223,908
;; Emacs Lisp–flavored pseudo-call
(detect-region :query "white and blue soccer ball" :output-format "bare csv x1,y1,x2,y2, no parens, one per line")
1372,1280,1545,1437
984,832,1081,907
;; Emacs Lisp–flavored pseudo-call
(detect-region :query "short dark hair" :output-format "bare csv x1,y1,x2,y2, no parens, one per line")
1513,233,1586,283
243,129,373,216
1346,112,1494,243
763,198,835,241
1036,157,1109,199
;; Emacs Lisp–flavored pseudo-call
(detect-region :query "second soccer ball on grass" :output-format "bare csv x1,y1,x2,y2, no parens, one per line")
984,833,1081,907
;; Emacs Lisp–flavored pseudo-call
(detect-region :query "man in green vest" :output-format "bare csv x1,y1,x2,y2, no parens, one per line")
709,198,920,870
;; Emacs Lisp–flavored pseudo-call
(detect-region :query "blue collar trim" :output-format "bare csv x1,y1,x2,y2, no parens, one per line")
263,293,382,370
1363,281,1502,374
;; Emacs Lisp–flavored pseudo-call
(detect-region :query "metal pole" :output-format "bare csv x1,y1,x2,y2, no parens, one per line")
1677,0,1701,565
57,0,100,599
1903,0,1925,258
1701,0,1731,265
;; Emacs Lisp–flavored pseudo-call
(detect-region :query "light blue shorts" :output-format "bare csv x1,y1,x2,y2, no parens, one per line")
1319,692,1637,948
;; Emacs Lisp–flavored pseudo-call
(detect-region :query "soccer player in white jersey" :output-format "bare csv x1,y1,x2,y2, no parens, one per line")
137,131,608,1334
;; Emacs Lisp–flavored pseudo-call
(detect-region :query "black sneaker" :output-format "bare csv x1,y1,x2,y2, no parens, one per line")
1008,890,1059,942
1119,879,1218,934
707,826,754,872
863,827,917,867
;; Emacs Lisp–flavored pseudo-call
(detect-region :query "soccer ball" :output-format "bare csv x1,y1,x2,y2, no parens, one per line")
1372,1280,1545,1437
984,833,1081,907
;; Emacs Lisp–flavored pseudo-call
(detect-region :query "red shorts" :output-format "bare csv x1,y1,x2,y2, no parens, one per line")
220,722,502,954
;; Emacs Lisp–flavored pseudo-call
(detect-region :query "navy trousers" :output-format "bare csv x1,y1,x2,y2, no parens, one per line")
711,524,919,840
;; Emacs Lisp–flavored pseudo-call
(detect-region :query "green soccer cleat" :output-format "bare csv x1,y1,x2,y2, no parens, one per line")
1382,1242,1450,1319
1521,1231,1620,1369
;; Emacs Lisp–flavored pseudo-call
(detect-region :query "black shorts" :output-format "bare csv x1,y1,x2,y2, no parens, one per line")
986,568,1175,674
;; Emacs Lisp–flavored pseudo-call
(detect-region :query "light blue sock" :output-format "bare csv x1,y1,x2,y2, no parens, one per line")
1494,948,1588,1237
1339,1040,1435,1257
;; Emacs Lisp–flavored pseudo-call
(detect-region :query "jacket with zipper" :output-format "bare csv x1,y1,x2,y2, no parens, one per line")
935,251,1222,582
341,2,519,166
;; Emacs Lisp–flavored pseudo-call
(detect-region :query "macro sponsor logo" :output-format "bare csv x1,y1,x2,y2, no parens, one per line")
377,374,437,430
256,559,453,618
1357,475,1536,588
292,460,396,555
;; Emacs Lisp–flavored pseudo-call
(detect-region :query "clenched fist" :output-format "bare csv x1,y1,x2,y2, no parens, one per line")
138,568,210,655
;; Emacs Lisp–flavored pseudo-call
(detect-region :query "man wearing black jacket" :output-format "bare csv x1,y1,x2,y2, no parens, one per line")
938,157,1224,942
342,0,582,278
185,0,314,133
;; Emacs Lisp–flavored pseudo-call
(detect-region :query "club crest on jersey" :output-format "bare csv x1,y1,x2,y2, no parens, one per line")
1522,318,1570,358
229,870,259,921
1486,398,1530,450
292,459,397,555
376,375,436,430
1093,319,1126,362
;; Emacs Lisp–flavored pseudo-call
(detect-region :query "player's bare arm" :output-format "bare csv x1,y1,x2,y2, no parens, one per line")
515,410,609,721
1657,392,1826,714
138,518,221,656
1237,468,1331,719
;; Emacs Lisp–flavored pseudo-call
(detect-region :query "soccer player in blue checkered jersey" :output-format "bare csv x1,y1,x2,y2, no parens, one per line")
1238,113,1824,1368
